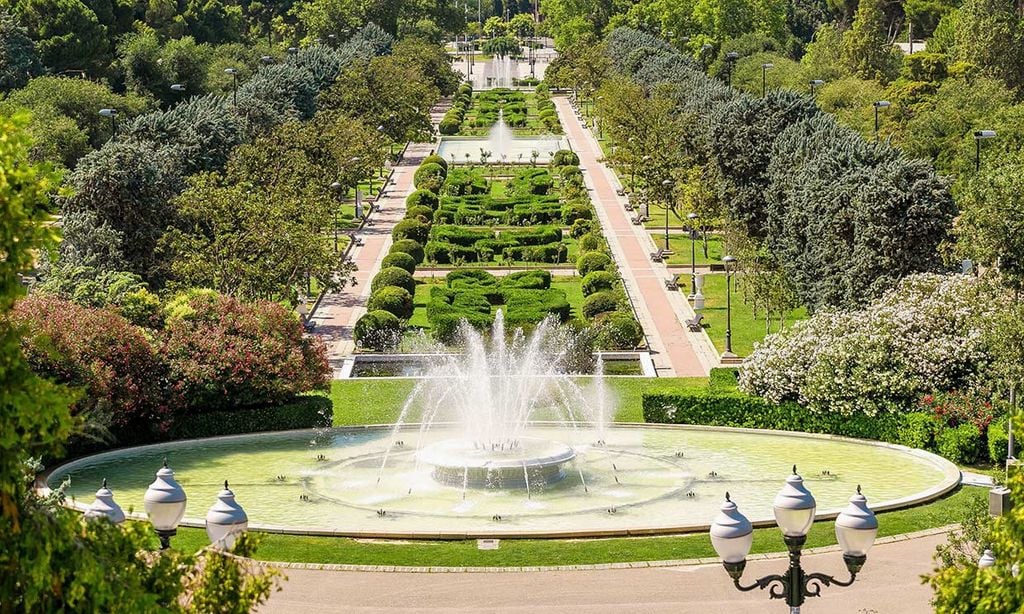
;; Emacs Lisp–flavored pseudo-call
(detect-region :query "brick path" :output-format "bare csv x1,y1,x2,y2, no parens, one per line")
554,97,715,377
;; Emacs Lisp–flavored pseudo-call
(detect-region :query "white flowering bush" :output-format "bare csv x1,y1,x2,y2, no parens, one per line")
739,274,991,416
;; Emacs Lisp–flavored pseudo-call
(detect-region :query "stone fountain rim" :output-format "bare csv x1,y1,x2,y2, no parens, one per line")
46,422,962,540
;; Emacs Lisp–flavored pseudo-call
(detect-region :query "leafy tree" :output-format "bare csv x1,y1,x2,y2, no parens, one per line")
840,0,901,83
0,9,42,91
165,171,356,300
13,0,110,73
391,37,461,95
184,0,244,43
950,0,1024,93
904,0,958,38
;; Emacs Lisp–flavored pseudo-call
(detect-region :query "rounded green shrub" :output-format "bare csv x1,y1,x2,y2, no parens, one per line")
392,218,430,244
551,149,580,167
936,423,983,464
371,266,416,296
570,218,596,239
390,239,424,264
502,270,552,290
582,271,616,296
988,418,1010,464
381,251,417,274
353,310,402,351
577,251,612,276
595,312,643,350
406,205,433,222
439,117,460,135
578,232,603,252
367,286,414,319
896,412,939,450
406,189,439,210
414,162,446,192
421,154,448,173
582,291,620,319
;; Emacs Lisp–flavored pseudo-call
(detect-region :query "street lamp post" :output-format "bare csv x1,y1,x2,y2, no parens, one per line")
224,68,239,106
205,481,248,550
710,469,878,613
872,101,891,141
329,181,343,252
761,63,773,97
170,83,186,95
701,44,714,70
260,55,275,65
143,459,187,550
726,52,740,87
722,254,736,358
661,179,673,252
84,479,126,524
974,130,997,173
98,108,117,140
809,79,824,96
687,212,698,298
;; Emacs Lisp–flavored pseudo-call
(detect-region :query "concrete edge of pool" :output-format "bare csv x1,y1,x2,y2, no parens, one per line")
46,422,963,541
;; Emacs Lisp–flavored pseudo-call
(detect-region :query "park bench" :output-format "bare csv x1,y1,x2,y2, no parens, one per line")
351,235,365,247
624,201,634,212
650,251,663,263
685,313,704,332
664,275,680,290
632,214,647,225
615,188,626,196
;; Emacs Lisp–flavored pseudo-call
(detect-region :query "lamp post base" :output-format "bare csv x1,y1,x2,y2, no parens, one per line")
156,528,177,550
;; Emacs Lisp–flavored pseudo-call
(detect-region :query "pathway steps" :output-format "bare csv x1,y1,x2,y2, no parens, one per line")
554,97,715,377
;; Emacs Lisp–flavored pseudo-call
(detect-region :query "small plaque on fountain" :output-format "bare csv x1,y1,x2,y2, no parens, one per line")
477,539,500,550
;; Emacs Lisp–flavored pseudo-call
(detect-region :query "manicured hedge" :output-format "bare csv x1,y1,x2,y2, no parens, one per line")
595,312,643,350
370,266,415,296
498,226,562,246
406,205,433,221
392,218,430,244
582,291,620,318
443,167,489,196
169,396,333,440
381,252,416,274
421,154,448,172
390,239,425,264
414,162,446,192
353,309,402,350
367,286,414,319
551,149,580,167
582,271,616,295
406,189,439,209
431,225,494,246
577,251,612,275
502,270,551,289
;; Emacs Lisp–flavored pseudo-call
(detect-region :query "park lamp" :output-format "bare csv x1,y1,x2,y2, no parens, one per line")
873,100,891,109
710,492,754,577
98,108,116,118
762,62,774,70
170,83,186,92
144,459,187,550
834,485,879,572
287,47,299,55
774,465,816,539
975,130,997,140
979,549,997,569
260,55,275,64
84,479,126,525
224,67,238,76
726,51,740,61
205,481,248,550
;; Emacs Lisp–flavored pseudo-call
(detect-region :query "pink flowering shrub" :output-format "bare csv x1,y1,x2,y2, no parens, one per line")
162,292,330,411
13,294,175,439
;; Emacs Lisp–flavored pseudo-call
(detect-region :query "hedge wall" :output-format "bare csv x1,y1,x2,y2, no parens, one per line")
169,396,333,440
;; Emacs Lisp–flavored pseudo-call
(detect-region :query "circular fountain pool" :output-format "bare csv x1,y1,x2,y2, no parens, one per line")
50,423,959,538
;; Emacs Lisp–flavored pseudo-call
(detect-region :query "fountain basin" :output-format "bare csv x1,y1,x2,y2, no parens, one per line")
417,437,576,488
437,136,569,165
48,424,960,539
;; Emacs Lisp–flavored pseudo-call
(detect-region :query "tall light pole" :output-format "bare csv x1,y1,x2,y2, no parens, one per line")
329,181,343,252
710,471,878,613
98,108,117,140
722,255,737,358
641,155,652,215
661,178,673,252
974,130,996,173
688,212,699,298
809,79,824,96
144,459,187,550
224,67,238,106
872,100,891,141
725,52,739,87
761,63,773,97
170,83,186,95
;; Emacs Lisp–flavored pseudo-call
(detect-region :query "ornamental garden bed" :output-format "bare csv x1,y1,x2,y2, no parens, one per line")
439,83,561,137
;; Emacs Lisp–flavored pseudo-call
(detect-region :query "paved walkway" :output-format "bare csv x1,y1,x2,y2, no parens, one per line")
554,97,716,377
259,531,944,613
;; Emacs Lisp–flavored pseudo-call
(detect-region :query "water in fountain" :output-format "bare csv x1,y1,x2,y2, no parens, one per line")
486,108,514,160
379,313,602,491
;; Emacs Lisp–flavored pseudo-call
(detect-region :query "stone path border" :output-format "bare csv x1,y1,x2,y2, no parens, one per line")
251,525,955,574
554,97,714,376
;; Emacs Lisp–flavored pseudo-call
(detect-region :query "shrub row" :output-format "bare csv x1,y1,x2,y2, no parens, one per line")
169,396,333,440
535,83,561,133
642,391,1008,465
425,225,567,264
508,167,554,197
439,82,473,135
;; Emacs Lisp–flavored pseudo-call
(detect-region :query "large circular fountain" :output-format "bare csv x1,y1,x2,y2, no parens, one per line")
50,315,960,538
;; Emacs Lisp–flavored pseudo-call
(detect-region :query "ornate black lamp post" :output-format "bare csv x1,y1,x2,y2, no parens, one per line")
974,130,996,173
687,212,698,298
722,254,736,358
710,468,879,613
873,101,890,141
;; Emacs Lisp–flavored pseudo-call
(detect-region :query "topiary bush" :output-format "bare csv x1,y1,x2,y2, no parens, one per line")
577,251,612,275
381,251,416,274
367,286,414,319
582,290,620,319
406,189,439,209
578,232,603,252
406,205,433,222
390,239,425,264
414,162,446,192
421,154,448,173
439,117,460,135
392,218,430,244
595,312,643,349
502,270,552,290
571,218,597,239
550,149,580,167
582,270,616,295
936,423,984,465
170,396,333,440
353,310,402,351
370,266,416,296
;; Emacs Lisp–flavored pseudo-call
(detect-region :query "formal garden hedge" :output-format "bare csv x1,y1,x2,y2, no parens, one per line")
169,396,333,440
425,224,569,264
439,82,472,135
643,370,1009,465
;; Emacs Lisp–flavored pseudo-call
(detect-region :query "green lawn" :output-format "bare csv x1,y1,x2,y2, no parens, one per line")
648,233,724,265
166,485,980,567
697,274,808,357
551,277,585,322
